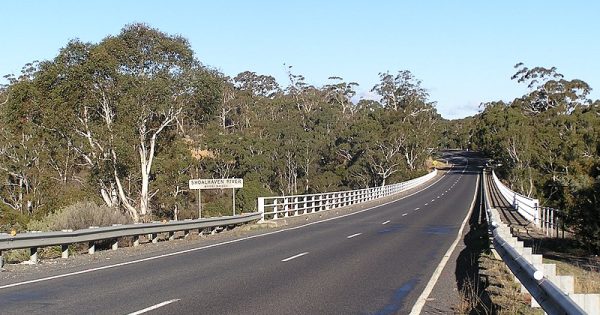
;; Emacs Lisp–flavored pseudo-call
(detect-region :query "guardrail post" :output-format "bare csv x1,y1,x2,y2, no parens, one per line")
89,242,95,254
273,198,278,219
0,250,4,269
61,244,69,258
29,247,38,264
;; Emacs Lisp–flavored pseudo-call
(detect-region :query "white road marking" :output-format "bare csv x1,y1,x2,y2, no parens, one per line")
424,203,428,206
382,220,391,225
128,299,180,315
402,213,408,216
410,166,478,315
281,252,309,262
414,207,420,211
0,169,451,291
431,199,435,202
346,233,362,239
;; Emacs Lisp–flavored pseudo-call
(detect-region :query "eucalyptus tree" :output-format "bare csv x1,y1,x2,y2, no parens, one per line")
15,24,221,222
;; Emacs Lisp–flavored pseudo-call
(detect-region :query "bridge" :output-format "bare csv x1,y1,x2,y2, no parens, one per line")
2,150,592,314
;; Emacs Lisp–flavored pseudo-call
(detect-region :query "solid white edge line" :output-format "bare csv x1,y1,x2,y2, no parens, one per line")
409,173,479,315
382,220,391,225
128,299,180,315
281,252,309,262
346,233,362,239
0,169,451,291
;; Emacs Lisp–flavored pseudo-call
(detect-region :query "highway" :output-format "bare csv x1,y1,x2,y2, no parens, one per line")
0,152,481,315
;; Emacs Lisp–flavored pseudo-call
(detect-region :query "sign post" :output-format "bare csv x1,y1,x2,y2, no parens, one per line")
189,178,244,219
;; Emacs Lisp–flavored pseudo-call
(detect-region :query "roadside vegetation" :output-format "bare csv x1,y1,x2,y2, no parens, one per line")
0,25,598,256
0,24,440,230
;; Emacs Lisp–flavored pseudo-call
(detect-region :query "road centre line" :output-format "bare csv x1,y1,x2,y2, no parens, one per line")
414,208,420,211
382,220,390,225
281,252,309,262
410,159,475,314
346,233,362,239
402,213,408,216
0,166,452,290
128,299,180,315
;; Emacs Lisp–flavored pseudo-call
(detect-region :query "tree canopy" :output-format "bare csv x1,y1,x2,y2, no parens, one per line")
0,24,440,227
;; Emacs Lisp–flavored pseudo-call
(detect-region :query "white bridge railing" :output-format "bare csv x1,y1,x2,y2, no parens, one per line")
257,169,437,221
491,170,539,225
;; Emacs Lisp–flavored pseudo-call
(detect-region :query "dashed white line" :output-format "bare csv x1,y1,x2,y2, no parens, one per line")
347,233,362,239
382,220,391,225
0,167,451,291
402,213,408,216
424,203,428,206
282,252,309,262
414,207,420,211
128,299,180,315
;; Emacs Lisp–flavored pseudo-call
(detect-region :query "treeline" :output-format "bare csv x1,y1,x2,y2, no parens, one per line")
469,64,600,252
0,24,441,228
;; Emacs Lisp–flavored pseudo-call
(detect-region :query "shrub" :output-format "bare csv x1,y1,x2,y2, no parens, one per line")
27,201,131,232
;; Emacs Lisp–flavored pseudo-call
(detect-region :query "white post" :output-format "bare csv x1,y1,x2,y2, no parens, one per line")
30,247,38,264
88,242,95,255
257,197,265,222
61,244,69,258
198,190,202,219
112,239,118,250
232,188,236,216
294,197,299,216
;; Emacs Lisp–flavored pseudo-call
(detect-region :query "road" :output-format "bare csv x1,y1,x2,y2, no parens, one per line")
0,152,481,315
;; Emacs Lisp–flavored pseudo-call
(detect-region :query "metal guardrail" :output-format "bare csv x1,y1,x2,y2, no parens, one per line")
0,213,261,267
483,171,587,314
491,170,539,225
257,169,438,221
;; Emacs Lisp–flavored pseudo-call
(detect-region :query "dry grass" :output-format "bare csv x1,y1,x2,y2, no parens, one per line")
544,257,600,293
456,277,491,314
478,253,544,315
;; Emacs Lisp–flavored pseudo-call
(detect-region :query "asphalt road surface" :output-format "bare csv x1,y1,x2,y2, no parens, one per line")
0,152,481,315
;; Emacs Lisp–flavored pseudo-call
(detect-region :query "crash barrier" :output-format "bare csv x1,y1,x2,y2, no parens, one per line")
0,213,261,267
258,169,438,221
483,171,597,314
491,170,539,225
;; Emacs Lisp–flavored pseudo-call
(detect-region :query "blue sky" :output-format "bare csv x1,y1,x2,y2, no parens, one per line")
2,0,599,119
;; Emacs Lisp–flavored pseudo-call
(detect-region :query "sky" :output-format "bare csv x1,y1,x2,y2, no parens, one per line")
1,0,599,119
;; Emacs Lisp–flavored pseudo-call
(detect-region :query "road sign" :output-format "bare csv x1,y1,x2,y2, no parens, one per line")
189,178,244,190
188,178,244,218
